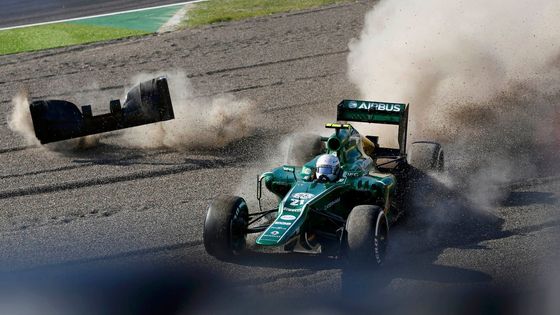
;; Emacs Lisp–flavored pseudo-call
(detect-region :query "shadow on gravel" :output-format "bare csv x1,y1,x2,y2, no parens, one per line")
50,128,276,166
48,142,232,168
232,251,341,270
502,191,558,207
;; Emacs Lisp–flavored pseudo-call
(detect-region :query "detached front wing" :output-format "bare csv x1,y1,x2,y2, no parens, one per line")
29,76,174,144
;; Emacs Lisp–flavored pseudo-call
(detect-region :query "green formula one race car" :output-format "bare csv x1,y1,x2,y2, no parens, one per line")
203,100,444,265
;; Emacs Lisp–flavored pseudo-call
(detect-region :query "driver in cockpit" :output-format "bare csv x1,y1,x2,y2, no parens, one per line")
315,154,341,182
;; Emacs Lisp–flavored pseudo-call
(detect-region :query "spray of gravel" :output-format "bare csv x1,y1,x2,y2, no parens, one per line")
121,71,256,150
347,0,560,209
232,114,334,208
348,0,560,311
8,71,256,152
8,90,39,146
8,89,103,152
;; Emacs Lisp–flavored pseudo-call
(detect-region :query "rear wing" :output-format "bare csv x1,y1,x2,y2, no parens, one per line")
337,99,409,155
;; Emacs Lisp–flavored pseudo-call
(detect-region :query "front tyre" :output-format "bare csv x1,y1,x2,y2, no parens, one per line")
345,205,388,266
203,196,249,260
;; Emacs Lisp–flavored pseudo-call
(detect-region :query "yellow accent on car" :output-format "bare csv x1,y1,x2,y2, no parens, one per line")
325,123,351,129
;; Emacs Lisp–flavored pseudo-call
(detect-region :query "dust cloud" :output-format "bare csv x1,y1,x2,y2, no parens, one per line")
8,89,102,152
348,1,560,313
347,0,560,208
121,71,257,150
7,71,257,151
7,90,39,146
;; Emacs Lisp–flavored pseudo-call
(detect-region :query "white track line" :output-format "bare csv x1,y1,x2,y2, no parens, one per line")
0,0,206,31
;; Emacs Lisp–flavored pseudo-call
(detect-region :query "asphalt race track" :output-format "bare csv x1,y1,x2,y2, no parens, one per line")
0,1,559,313
0,0,194,28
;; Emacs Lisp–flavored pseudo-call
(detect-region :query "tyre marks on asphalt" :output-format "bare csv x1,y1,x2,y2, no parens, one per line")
235,269,322,287
0,164,88,180
0,80,279,108
11,207,121,232
195,50,348,77
0,67,340,107
0,145,36,154
0,50,348,102
508,175,560,189
0,158,229,200
0,126,276,195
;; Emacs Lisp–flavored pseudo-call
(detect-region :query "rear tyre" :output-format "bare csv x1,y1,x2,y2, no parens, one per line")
203,196,249,260
345,205,388,266
408,141,444,172
286,133,325,165
404,142,445,223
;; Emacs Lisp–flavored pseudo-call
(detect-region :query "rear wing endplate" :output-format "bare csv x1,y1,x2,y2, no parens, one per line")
337,99,409,155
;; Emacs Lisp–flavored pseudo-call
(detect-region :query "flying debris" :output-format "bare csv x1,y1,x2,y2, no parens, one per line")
29,76,174,144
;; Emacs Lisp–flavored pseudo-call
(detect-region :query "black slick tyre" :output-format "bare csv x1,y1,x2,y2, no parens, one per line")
408,141,444,172
203,195,249,260
345,205,388,266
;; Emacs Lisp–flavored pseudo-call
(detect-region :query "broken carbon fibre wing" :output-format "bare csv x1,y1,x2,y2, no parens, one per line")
29,76,174,144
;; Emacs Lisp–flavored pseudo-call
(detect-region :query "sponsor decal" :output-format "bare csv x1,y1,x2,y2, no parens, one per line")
288,192,316,207
353,102,401,112
292,192,315,199
324,197,341,211
271,231,280,236
282,207,302,212
348,101,358,109
346,171,361,178
275,221,292,226
280,214,297,221
283,166,295,172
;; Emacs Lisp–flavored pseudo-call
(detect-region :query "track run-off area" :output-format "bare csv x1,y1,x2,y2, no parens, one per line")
0,0,559,313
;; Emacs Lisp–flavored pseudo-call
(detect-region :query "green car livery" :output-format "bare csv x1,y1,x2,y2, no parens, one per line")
203,100,444,265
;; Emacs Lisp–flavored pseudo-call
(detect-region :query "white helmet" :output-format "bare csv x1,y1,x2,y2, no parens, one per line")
316,154,340,182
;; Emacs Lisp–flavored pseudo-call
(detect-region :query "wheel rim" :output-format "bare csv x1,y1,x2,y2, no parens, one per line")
230,206,247,253
374,215,388,264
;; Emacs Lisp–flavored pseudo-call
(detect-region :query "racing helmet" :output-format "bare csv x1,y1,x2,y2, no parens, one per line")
316,154,340,182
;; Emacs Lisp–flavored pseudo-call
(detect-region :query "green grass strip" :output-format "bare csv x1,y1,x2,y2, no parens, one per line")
184,0,355,28
0,23,147,55
69,5,182,33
